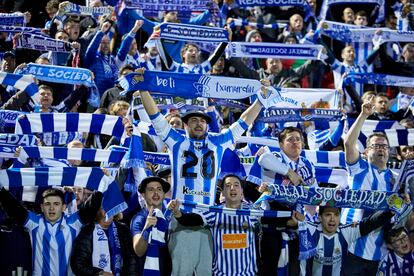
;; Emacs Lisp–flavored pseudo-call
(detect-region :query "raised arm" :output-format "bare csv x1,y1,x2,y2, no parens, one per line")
77,191,103,224
0,187,28,225
344,97,375,164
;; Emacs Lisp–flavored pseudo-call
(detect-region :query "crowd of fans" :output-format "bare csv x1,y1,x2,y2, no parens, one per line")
0,0,414,275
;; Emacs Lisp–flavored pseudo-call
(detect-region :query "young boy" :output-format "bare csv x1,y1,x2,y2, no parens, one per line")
378,227,414,275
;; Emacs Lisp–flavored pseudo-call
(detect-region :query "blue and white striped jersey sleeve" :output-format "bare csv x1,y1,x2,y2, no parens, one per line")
24,211,40,230
339,223,361,244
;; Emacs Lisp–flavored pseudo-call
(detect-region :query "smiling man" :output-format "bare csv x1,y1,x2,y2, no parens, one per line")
341,97,399,275
378,227,414,275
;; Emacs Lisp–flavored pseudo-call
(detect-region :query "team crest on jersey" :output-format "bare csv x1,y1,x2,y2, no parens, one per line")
335,247,341,254
242,221,249,230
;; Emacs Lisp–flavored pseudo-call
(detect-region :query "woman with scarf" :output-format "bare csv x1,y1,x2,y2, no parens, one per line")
70,208,137,275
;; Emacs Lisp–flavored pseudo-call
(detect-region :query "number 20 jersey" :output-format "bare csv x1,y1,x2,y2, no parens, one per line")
150,113,248,205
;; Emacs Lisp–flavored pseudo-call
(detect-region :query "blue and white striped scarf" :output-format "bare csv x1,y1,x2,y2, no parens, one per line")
319,20,380,43
235,0,305,7
16,146,127,166
56,2,113,18
228,18,287,30
156,23,229,43
124,123,145,168
178,200,292,218
15,33,70,52
254,185,405,211
0,167,127,220
0,25,43,35
319,0,385,23
143,208,168,276
0,110,26,133
124,0,208,10
260,108,342,123
343,72,414,88
227,42,325,60
15,113,125,138
20,63,95,87
0,12,25,26
0,72,38,96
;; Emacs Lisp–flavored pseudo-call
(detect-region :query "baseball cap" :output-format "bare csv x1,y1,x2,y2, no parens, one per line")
181,110,211,124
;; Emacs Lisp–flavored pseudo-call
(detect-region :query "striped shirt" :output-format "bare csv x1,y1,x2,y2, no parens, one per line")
264,151,318,187
331,60,370,97
304,222,361,276
341,157,397,261
150,113,248,205
201,203,259,276
170,60,211,74
377,251,414,276
24,211,82,276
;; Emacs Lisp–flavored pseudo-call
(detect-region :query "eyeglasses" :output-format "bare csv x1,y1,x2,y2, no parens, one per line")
368,144,390,150
285,137,302,143
391,234,409,246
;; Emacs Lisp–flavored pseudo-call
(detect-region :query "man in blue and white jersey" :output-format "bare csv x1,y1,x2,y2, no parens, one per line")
341,96,398,275
256,126,318,275
139,87,266,275
290,206,394,276
168,174,260,276
0,187,102,276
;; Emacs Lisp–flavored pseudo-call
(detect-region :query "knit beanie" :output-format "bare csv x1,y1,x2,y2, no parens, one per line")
245,29,260,42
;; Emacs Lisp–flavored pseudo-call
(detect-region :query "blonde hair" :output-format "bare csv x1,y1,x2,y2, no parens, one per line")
109,100,130,116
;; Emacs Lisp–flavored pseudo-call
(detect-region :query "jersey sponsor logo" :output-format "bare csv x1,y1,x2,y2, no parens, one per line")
222,233,248,249
182,186,211,197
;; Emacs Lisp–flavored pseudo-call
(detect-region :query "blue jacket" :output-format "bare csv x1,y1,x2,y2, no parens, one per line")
84,31,118,96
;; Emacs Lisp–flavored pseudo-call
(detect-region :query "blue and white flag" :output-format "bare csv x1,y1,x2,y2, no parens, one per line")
228,42,325,60
260,108,342,122
20,63,95,87
119,71,259,99
15,33,71,53
0,72,38,96
0,12,25,26
0,167,127,220
157,23,229,43
0,110,26,133
15,113,125,138
17,146,127,164
235,0,305,7
56,2,113,18
344,72,414,88
0,25,43,35
229,18,287,30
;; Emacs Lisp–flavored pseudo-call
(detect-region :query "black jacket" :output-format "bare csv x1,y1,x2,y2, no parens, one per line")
70,221,137,276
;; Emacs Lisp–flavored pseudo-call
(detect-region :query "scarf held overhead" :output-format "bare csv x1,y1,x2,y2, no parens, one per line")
235,0,305,7
254,185,405,211
15,33,70,52
15,113,124,138
157,23,229,43
20,63,95,87
227,42,325,60
0,167,127,220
